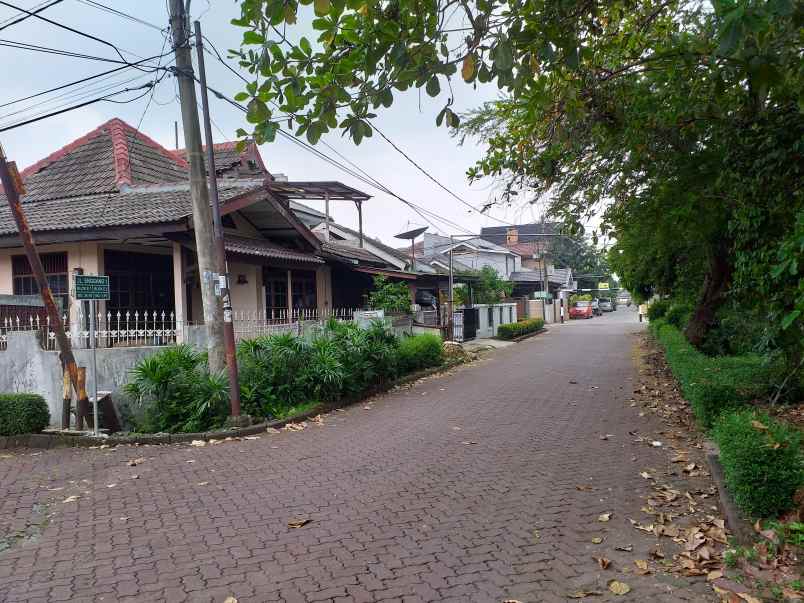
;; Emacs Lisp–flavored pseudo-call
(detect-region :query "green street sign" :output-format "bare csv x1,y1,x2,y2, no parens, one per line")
74,274,110,300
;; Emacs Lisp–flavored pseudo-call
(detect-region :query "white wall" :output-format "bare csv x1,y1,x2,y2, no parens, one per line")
473,303,517,338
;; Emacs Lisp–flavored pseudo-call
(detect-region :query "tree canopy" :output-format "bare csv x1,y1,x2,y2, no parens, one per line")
231,0,803,359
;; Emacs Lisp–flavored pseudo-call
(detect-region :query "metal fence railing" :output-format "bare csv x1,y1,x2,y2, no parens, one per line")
0,307,361,350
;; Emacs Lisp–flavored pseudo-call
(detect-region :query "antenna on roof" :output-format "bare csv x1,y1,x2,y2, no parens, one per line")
394,222,427,271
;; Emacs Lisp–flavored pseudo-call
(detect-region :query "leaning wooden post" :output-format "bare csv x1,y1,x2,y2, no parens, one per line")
0,143,89,429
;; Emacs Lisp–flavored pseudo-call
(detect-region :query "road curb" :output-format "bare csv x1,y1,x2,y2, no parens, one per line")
705,449,755,546
5,358,467,450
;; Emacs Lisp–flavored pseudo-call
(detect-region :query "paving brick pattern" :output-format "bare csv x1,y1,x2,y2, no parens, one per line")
0,310,715,602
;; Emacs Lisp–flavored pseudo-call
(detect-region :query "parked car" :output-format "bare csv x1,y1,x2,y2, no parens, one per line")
591,298,603,316
599,298,615,312
415,290,438,308
570,301,594,319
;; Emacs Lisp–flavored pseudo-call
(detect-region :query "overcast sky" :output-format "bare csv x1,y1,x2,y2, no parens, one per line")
0,0,560,247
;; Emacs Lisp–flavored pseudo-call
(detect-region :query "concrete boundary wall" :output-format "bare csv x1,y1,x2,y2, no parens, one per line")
0,331,169,425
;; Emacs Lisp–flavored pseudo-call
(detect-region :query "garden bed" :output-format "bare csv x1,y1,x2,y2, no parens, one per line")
0,356,468,450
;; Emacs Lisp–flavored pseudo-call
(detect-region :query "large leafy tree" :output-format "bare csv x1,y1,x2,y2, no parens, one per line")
231,0,803,357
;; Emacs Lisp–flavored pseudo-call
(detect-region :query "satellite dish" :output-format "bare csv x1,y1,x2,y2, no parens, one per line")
394,224,428,240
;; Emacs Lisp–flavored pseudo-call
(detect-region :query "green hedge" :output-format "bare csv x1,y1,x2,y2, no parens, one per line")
650,320,772,428
398,333,444,372
0,393,50,436
647,298,671,321
713,409,803,517
665,303,693,329
497,318,545,340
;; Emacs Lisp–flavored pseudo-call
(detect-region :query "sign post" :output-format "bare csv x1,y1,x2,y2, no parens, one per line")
74,275,110,436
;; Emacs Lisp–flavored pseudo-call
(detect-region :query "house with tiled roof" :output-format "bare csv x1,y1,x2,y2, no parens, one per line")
0,118,390,334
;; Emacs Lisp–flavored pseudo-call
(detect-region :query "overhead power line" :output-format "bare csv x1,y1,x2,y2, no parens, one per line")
0,0,61,32
0,83,156,133
74,0,164,32
196,36,476,234
369,122,515,226
0,53,170,110
0,0,145,61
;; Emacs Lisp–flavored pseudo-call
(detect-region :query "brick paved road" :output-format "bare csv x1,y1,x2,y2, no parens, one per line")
0,309,715,602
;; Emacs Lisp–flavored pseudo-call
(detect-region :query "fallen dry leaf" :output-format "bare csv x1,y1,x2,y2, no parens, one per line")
750,420,768,431
640,471,652,479
265,427,280,434
593,556,612,570
568,592,603,599
288,518,312,529
190,440,206,447
196,481,209,486
598,512,612,522
127,457,145,467
62,495,80,503
634,560,648,571
591,537,604,544
283,422,307,432
614,544,633,552
608,580,631,596
243,436,260,440
576,484,594,491
223,597,238,603
707,570,723,581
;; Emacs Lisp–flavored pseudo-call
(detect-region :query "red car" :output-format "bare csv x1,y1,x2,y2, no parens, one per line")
569,300,594,319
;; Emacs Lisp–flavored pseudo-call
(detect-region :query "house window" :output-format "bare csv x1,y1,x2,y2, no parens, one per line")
291,270,317,309
264,269,288,315
487,307,493,327
104,250,173,314
12,252,69,311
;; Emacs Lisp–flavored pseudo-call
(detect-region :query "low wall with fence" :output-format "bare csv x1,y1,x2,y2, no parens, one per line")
0,308,411,426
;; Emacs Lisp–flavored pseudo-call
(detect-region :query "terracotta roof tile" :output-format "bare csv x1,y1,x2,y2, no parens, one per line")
225,234,323,264
15,118,189,202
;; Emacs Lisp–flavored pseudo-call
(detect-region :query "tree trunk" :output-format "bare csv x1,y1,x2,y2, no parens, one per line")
684,246,733,347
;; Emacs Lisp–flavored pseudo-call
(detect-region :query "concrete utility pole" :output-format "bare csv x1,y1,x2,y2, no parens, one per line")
168,0,226,374
0,144,90,429
194,20,242,420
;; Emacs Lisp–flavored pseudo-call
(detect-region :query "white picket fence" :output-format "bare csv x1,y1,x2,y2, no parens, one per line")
0,307,360,350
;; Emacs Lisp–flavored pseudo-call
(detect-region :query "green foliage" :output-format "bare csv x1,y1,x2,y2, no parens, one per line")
497,318,545,340
230,0,802,359
0,393,49,436
124,346,229,433
713,409,803,518
238,322,442,421
473,266,513,304
650,320,773,428
368,276,411,314
570,293,592,303
647,299,671,321
397,333,444,373
665,303,693,329
700,302,767,357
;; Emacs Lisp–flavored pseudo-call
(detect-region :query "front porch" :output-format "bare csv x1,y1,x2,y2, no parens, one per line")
0,240,347,349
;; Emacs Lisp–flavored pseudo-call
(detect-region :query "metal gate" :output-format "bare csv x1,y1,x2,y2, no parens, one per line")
461,307,479,341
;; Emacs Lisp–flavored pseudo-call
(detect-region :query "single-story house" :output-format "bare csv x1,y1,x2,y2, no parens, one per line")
0,118,380,345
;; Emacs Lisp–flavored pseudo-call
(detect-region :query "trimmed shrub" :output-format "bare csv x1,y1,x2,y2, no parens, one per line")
650,320,772,428
665,303,693,329
398,333,444,373
497,318,545,340
713,410,803,517
0,393,50,436
647,298,671,321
